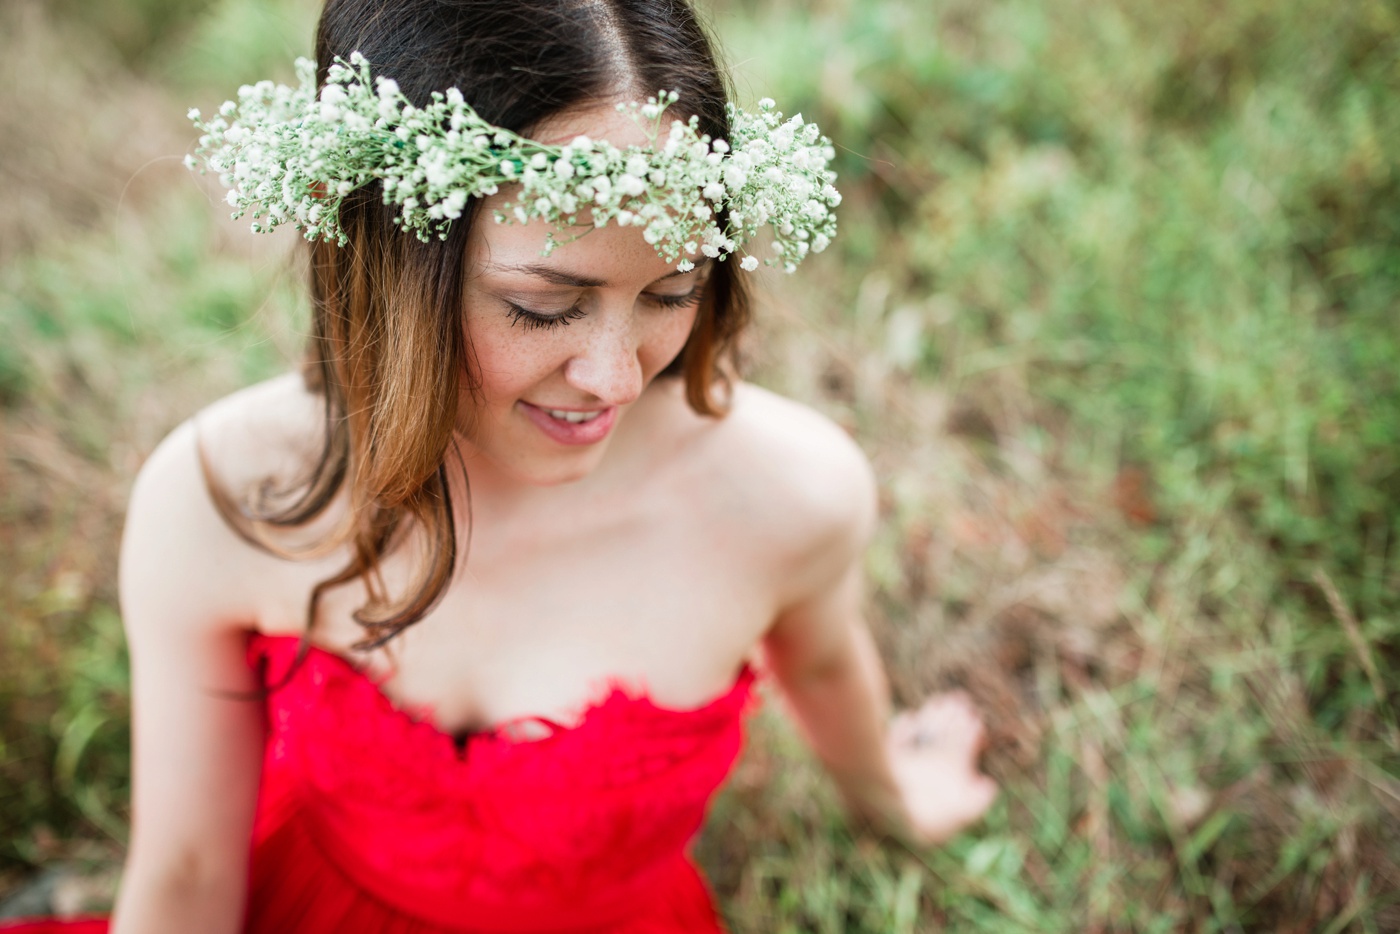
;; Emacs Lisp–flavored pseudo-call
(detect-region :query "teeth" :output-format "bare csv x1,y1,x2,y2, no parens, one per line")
544,408,602,424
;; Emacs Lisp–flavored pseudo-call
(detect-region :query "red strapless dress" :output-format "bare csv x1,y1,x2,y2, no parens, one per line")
3,633,756,933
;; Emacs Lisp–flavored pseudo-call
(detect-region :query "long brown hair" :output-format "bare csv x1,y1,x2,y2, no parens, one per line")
204,0,752,653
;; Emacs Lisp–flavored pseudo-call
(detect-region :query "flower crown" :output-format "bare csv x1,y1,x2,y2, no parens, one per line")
185,54,840,273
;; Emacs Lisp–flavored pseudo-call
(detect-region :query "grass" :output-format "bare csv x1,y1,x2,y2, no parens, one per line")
3,0,1398,929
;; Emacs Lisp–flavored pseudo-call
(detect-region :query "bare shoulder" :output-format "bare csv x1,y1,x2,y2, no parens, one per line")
120,373,325,636
725,382,875,517
692,381,878,583
189,371,328,492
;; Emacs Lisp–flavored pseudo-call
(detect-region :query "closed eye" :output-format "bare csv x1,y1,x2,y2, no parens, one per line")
505,282,704,329
645,285,705,309
506,302,586,330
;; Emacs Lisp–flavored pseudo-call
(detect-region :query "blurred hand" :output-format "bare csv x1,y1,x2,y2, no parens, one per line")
886,691,999,846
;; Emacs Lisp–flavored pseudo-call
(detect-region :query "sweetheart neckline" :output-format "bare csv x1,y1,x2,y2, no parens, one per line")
249,632,756,753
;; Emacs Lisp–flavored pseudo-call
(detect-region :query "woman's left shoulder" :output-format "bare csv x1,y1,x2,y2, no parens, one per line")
697,381,879,557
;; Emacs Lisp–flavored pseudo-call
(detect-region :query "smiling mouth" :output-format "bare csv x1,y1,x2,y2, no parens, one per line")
518,401,619,446
540,407,604,424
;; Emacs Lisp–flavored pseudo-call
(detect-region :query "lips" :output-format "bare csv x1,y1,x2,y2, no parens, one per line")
518,400,618,445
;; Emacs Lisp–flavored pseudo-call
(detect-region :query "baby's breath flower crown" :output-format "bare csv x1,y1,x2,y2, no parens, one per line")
186,54,840,272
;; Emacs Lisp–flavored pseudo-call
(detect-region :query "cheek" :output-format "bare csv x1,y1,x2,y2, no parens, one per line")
465,319,556,404
642,306,702,374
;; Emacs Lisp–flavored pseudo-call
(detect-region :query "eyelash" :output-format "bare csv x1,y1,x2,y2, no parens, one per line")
505,286,704,331
506,303,587,331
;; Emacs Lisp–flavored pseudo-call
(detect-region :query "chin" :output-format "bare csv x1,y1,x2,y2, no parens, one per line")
504,446,610,487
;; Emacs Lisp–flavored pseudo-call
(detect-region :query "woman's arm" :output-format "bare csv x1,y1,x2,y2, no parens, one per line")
109,422,265,934
762,525,900,815
761,433,996,845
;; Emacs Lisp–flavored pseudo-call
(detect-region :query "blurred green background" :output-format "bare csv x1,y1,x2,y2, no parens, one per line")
2,0,1397,929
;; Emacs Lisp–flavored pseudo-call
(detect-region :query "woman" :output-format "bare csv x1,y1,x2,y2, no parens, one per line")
4,0,996,930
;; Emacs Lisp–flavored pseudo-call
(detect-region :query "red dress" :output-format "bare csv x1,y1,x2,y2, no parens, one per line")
3,633,756,933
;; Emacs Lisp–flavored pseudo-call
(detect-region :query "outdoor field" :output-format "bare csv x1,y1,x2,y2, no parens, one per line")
1,0,1397,930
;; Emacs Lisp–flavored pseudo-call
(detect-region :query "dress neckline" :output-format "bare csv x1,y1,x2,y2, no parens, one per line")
248,631,756,755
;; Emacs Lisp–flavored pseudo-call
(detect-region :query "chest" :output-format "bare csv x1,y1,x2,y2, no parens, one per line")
261,493,777,736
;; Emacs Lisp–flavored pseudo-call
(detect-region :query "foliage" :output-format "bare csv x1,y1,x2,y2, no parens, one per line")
710,0,1400,928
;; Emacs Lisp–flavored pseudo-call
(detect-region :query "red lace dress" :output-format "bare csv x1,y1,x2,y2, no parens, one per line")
3,633,756,933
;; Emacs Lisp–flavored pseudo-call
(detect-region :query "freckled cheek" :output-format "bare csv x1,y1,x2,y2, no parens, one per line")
463,320,563,407
641,309,701,376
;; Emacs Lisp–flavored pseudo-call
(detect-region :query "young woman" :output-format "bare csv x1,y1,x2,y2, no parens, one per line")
3,0,996,930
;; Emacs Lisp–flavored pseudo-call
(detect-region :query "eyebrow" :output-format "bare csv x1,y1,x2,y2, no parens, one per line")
490,258,712,288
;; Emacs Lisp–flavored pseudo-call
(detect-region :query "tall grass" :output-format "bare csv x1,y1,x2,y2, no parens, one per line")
3,0,1397,928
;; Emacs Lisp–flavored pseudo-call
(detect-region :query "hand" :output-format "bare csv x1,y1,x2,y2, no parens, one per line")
886,691,999,846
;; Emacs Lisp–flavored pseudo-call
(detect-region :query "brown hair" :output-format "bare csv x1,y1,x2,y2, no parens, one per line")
205,0,751,653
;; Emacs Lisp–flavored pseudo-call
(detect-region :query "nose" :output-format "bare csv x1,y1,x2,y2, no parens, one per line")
562,311,643,407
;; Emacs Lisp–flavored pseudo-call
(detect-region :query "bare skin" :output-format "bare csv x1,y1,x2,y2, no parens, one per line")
110,104,996,934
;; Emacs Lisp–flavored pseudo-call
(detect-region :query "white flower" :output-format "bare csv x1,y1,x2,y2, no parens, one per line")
445,190,467,219
677,259,695,272
740,255,759,271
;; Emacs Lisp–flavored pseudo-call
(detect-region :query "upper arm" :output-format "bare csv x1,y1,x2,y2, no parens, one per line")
757,407,880,686
115,419,266,925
